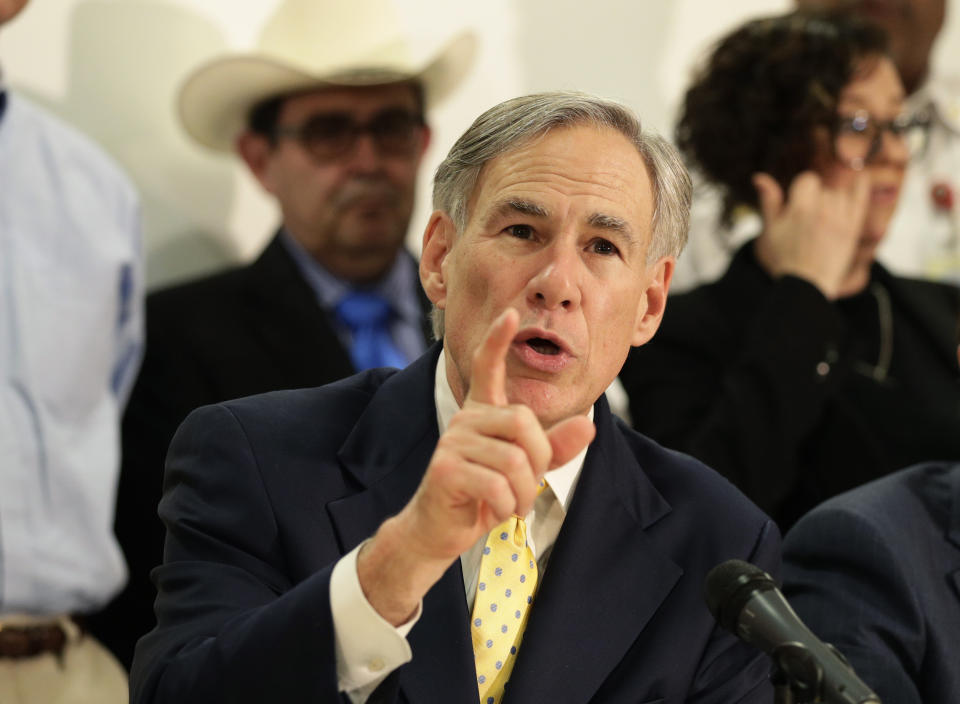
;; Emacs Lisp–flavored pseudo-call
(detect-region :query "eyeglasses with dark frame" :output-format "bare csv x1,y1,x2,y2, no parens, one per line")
832,109,931,170
273,108,425,161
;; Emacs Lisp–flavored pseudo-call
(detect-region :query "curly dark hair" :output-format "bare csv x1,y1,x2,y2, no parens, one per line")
676,10,888,225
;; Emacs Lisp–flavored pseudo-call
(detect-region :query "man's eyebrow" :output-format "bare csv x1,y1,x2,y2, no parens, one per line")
484,200,638,245
492,198,550,220
587,212,636,245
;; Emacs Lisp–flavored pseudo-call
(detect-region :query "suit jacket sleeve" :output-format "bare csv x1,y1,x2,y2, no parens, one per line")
782,506,923,704
129,403,397,704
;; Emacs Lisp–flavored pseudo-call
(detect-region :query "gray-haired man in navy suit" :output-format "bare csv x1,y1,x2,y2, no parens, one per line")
131,91,781,704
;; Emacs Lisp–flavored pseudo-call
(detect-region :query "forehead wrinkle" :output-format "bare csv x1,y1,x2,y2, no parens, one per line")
471,129,654,238
490,146,643,194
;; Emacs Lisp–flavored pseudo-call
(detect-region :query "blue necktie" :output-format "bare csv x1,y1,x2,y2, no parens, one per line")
335,291,409,371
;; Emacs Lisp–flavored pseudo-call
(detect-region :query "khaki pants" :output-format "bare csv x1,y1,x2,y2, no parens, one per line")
0,615,128,704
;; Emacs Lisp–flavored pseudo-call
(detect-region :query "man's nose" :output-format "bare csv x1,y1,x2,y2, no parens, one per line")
527,243,582,311
344,132,384,173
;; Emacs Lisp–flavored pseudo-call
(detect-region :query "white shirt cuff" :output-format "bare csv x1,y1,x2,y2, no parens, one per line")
331,541,422,701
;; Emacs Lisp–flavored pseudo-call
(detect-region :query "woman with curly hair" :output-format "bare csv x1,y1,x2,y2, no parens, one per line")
620,10,960,530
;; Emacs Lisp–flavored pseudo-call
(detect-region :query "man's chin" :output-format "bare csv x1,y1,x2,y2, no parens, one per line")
506,377,592,428
339,222,407,250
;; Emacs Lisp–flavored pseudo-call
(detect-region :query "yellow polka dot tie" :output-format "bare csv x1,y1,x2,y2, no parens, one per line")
470,480,545,704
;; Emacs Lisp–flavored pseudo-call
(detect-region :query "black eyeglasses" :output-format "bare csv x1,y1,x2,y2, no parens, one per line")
273,108,425,161
833,109,930,170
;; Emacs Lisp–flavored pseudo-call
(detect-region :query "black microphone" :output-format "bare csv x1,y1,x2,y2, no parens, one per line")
704,559,881,704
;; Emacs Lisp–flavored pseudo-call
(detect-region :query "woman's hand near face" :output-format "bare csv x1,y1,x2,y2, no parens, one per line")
752,170,870,299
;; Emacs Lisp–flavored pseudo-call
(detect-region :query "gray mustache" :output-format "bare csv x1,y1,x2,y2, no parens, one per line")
334,179,402,209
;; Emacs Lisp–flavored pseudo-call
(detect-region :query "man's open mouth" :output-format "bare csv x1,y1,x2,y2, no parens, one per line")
526,337,561,356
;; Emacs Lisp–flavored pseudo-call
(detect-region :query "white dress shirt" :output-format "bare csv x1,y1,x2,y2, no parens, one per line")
0,92,143,616
331,349,592,702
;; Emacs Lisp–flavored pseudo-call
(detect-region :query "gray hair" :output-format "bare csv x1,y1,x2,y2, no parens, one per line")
429,91,692,339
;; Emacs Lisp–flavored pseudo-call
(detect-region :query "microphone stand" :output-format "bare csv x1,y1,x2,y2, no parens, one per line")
770,643,881,704
772,666,795,704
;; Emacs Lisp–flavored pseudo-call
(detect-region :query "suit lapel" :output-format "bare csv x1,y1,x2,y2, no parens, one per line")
242,233,355,382
324,346,477,703
504,399,682,704
244,237,438,381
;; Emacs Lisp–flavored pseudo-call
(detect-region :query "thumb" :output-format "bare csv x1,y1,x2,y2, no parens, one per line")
545,415,596,471
752,172,783,223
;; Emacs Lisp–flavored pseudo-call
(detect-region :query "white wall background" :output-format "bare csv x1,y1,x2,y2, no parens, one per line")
2,0,957,289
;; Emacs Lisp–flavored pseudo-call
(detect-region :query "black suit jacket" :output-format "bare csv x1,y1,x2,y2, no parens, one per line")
94,234,432,667
620,243,960,530
784,462,960,704
130,346,781,704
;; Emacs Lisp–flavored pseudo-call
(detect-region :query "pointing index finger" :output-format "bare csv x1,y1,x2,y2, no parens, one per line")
466,308,518,407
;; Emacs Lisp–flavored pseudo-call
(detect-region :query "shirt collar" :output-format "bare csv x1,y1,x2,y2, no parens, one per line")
433,348,592,514
278,228,422,324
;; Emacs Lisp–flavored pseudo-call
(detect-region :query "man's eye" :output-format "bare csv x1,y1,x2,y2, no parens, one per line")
591,239,619,255
506,224,534,239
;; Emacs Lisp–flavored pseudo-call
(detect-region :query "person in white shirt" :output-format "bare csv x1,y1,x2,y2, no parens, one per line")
0,0,143,701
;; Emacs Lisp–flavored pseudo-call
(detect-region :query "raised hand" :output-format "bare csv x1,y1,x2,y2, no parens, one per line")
752,170,870,299
404,308,594,559
358,308,595,624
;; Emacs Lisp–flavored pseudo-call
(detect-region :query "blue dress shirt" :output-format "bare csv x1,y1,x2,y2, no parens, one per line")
278,229,426,365
0,91,143,615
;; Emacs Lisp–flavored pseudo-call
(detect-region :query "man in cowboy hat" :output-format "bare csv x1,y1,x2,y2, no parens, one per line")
130,91,779,704
103,0,475,669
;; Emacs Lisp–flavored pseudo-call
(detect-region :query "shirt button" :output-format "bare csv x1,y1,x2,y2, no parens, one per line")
368,657,385,672
816,361,830,377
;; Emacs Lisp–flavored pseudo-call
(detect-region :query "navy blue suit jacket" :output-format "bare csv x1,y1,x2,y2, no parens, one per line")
131,347,781,704
784,462,960,704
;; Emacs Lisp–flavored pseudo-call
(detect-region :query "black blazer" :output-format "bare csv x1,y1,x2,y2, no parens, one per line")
93,234,432,667
620,242,960,530
130,346,781,704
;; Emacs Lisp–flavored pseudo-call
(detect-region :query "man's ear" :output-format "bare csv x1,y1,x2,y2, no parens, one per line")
631,256,674,347
420,210,455,309
235,131,276,194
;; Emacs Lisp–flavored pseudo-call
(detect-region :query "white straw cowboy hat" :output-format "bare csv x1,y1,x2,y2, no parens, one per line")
178,0,477,152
